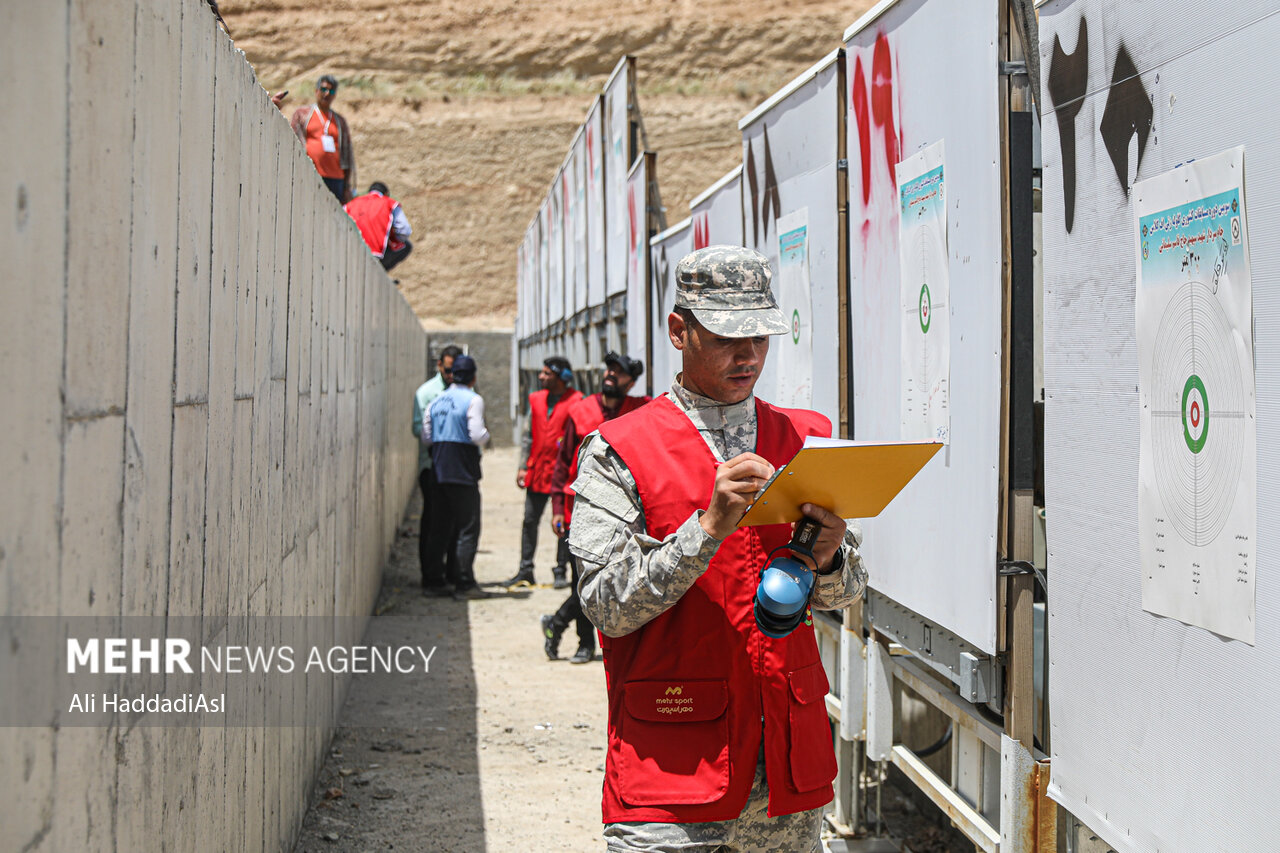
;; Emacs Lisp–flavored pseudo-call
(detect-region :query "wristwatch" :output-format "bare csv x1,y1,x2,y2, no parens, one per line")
816,545,845,576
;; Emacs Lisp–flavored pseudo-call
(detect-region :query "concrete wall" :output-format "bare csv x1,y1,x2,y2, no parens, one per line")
1,1,426,850
425,330,516,447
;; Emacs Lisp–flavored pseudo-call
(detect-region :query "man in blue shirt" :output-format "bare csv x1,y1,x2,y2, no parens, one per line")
413,345,463,589
421,354,491,600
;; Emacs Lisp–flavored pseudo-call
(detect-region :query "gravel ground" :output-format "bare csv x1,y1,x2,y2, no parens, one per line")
292,446,977,852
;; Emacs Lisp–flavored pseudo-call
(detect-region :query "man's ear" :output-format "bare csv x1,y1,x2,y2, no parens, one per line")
668,312,686,351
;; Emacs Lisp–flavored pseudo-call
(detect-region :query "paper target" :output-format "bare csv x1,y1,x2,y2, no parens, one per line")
1134,147,1256,645
904,222,948,399
1149,282,1247,546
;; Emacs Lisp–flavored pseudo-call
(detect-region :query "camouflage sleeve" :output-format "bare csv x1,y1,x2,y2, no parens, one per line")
568,433,723,638
810,521,868,611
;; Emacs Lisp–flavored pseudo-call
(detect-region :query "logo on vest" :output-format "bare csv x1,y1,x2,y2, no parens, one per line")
655,685,694,715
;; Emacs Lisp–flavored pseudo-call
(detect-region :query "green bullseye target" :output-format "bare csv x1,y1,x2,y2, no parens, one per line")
919,283,932,333
1182,374,1208,454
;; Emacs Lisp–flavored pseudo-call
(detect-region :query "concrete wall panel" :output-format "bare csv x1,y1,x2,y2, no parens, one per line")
0,2,65,847
175,0,215,404
0,0,426,847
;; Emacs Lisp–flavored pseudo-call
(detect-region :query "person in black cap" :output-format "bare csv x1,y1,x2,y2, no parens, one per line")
541,352,650,662
420,354,490,600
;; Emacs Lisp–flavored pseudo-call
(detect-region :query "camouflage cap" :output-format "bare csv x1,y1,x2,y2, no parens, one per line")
674,245,789,337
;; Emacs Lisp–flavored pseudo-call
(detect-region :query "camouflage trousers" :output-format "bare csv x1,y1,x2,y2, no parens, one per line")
602,752,823,852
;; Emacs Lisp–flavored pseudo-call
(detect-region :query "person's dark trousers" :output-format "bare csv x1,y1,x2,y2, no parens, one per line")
553,556,595,651
427,481,481,588
418,466,459,587
555,535,571,575
381,240,412,271
519,490,552,573
322,176,345,202
418,467,433,586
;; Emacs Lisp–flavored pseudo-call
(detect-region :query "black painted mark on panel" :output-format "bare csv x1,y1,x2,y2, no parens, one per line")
760,125,782,242
745,137,759,246
1100,43,1153,197
656,247,670,316
1046,17,1088,233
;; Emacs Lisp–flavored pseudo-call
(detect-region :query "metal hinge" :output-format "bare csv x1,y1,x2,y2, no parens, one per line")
1000,60,1028,77
836,158,848,172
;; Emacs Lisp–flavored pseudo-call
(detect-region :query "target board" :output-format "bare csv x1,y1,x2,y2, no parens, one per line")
1136,146,1255,643
775,208,814,408
897,142,951,443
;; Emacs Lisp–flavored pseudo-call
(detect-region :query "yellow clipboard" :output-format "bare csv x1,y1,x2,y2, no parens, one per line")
737,438,943,527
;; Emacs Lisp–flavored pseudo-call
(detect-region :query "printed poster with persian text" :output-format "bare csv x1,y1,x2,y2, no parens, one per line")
1135,146,1256,644
896,141,950,442
775,208,813,408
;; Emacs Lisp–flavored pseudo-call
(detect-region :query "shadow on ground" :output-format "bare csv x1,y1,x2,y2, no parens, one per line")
293,487,487,852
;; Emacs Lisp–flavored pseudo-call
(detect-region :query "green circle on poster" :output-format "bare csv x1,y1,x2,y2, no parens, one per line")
919,283,932,333
1182,374,1209,454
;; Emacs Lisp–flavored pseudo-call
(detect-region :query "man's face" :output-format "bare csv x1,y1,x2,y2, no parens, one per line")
669,312,768,404
601,363,636,399
438,355,454,383
538,365,558,390
316,82,336,110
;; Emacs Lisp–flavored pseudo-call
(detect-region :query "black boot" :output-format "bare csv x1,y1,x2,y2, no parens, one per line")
552,565,569,590
569,643,595,665
498,569,535,588
541,614,566,660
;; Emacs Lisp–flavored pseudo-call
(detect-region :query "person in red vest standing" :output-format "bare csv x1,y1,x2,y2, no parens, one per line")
344,182,413,271
504,356,583,588
541,351,650,664
568,246,867,851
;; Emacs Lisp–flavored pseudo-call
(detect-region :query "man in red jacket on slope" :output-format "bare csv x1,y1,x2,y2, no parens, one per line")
568,246,867,851
344,182,413,271
542,351,650,664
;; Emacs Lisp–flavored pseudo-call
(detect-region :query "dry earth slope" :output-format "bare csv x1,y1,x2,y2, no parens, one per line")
221,0,874,330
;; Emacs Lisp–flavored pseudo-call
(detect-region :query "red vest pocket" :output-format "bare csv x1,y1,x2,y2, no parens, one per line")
786,662,838,793
617,680,730,806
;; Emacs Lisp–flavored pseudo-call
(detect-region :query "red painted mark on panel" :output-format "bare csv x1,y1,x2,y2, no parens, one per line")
693,212,710,250
852,57,871,206
871,33,899,182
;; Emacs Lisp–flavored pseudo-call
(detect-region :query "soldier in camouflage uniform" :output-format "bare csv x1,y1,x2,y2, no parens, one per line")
568,246,868,852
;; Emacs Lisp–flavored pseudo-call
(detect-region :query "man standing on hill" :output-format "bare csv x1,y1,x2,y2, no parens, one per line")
504,356,582,589
291,74,357,203
541,352,649,664
345,182,413,271
421,354,490,601
413,345,462,591
568,246,866,851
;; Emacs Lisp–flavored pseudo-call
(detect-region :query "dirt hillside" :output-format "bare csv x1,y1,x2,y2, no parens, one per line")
221,0,874,330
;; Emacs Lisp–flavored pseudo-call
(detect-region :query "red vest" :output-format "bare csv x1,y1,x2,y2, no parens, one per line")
344,193,398,257
595,395,837,823
527,388,583,494
563,393,650,526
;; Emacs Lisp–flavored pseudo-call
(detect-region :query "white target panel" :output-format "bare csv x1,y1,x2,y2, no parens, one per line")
649,217,692,393
585,97,607,309
624,154,650,386
739,49,842,427
1041,2,1280,851
844,0,1002,653
604,57,632,298
547,171,565,324
689,166,744,250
